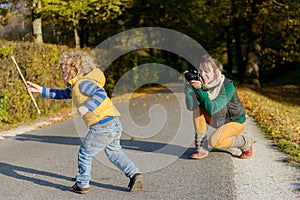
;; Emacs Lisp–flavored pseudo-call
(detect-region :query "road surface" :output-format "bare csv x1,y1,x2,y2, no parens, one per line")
0,85,299,200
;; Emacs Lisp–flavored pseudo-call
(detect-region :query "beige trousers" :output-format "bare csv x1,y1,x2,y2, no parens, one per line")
193,106,246,149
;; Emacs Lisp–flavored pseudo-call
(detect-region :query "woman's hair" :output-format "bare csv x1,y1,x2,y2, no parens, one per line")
58,51,97,77
198,55,223,75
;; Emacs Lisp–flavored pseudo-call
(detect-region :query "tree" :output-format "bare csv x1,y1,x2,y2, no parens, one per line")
259,0,300,80
42,0,132,48
0,1,10,26
0,0,43,43
231,0,300,84
32,0,43,43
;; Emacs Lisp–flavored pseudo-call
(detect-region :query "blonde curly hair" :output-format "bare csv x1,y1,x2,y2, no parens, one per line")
58,51,97,78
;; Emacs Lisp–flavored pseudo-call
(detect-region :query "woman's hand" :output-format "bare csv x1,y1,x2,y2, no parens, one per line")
26,81,43,93
189,80,203,90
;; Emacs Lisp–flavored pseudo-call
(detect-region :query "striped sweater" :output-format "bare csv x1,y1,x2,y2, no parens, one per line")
42,80,107,112
42,80,114,125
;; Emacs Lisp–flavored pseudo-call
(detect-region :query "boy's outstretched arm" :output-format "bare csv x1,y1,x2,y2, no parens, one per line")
27,81,43,93
27,81,72,99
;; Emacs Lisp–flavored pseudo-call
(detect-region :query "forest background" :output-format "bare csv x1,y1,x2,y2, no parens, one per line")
0,0,299,166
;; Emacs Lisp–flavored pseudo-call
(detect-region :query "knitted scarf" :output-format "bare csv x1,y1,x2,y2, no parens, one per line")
204,73,225,100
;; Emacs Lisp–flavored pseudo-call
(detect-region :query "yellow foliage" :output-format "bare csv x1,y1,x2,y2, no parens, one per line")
0,40,71,129
238,87,300,166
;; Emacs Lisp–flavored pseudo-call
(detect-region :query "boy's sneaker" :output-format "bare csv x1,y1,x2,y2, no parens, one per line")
128,173,144,192
69,183,90,194
189,152,208,159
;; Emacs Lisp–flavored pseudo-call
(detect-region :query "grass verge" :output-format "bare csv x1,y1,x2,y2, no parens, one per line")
238,86,300,167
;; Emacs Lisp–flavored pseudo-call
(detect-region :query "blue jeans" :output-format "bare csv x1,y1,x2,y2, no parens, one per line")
76,118,139,188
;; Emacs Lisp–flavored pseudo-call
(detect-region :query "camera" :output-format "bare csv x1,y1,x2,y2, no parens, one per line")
184,69,200,82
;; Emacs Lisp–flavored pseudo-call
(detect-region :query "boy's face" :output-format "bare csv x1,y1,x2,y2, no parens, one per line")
62,70,74,84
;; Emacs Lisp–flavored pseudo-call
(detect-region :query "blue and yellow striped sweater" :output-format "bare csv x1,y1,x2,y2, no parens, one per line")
42,68,120,126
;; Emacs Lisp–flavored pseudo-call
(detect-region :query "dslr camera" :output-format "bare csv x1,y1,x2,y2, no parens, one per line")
184,69,200,82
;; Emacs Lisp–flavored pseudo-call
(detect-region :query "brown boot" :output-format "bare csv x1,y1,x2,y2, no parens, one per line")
231,135,254,159
240,143,253,159
69,183,90,194
128,173,144,192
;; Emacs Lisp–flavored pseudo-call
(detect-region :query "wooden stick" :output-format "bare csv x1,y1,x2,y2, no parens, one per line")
11,56,41,115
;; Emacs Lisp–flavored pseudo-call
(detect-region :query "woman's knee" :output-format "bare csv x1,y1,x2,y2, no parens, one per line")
208,136,217,148
208,135,233,149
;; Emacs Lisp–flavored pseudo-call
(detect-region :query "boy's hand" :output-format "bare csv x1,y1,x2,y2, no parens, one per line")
26,81,43,93
77,106,89,117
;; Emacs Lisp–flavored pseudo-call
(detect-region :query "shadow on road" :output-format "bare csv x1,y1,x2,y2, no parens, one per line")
0,162,129,192
13,134,236,160
14,134,82,146
292,178,300,191
121,139,235,159
121,139,187,156
0,162,70,191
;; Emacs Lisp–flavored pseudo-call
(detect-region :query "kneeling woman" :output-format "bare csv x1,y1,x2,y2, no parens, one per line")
184,56,253,160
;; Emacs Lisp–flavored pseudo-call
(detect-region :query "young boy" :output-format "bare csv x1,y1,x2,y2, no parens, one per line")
27,51,143,194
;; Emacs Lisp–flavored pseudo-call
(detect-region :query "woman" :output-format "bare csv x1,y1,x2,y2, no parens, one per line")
184,56,253,159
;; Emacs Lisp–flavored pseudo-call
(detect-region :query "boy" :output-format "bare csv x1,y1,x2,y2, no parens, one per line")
27,51,143,194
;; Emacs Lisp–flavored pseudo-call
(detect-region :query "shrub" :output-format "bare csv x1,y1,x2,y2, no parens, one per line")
0,40,71,129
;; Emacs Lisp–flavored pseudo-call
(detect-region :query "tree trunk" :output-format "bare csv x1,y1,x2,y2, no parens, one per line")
233,18,245,82
74,27,80,49
73,13,80,49
32,0,43,43
231,0,245,82
244,0,262,87
226,27,233,75
245,44,261,87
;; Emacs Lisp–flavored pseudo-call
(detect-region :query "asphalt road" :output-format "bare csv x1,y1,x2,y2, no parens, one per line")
0,84,299,200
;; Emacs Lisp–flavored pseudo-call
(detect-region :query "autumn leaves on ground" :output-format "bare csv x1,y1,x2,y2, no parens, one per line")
238,85,300,167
